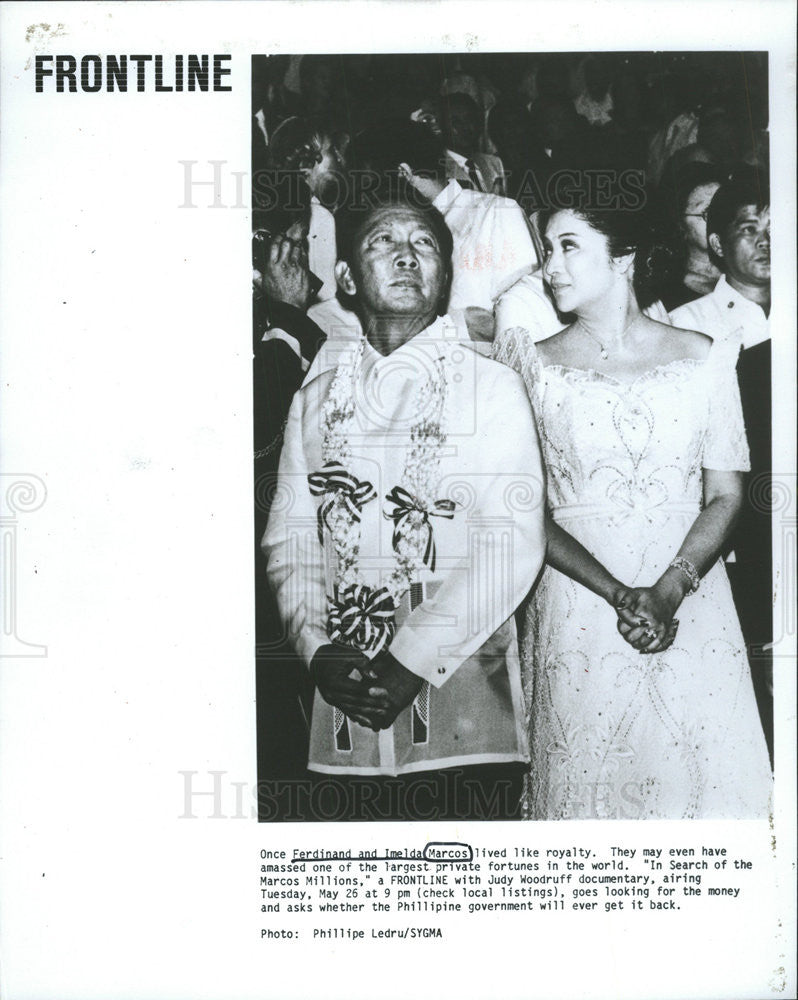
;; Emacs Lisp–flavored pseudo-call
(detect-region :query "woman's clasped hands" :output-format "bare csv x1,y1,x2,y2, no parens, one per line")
613,576,684,654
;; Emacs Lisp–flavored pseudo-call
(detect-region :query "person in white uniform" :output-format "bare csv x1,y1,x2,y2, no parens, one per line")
262,192,546,819
669,172,770,352
670,170,773,762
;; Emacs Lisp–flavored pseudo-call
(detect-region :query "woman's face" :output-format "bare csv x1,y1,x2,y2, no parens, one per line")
682,181,721,252
543,210,619,313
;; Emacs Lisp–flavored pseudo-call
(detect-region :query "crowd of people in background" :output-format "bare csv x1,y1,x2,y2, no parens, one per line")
251,51,768,357
252,51,772,820
252,51,767,182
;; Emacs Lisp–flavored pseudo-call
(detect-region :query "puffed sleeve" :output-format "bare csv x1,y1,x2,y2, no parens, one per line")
703,340,751,472
492,325,544,409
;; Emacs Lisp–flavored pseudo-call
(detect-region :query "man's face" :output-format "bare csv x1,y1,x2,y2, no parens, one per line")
712,204,770,288
682,181,721,252
443,106,480,156
345,204,448,322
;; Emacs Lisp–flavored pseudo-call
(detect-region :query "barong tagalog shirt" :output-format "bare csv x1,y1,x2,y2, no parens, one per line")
669,275,770,351
262,315,546,775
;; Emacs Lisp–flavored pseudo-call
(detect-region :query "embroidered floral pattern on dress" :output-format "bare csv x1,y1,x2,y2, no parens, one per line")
495,327,771,820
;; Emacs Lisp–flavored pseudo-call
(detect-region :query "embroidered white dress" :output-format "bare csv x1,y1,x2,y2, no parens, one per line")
493,329,773,819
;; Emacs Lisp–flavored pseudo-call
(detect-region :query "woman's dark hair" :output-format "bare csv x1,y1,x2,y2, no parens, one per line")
539,204,675,309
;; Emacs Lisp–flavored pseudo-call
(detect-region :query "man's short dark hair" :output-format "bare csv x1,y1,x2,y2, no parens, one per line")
706,168,770,244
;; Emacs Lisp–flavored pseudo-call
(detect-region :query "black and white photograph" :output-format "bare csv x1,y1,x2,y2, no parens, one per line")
0,3,794,999
252,50,775,823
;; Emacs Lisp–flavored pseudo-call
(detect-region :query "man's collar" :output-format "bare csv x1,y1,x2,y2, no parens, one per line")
713,274,769,315
362,315,457,367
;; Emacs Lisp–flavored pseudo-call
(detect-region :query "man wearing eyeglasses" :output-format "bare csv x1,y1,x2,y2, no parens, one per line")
669,170,770,351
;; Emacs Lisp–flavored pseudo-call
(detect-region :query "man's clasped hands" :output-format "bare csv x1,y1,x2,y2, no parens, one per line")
311,575,682,733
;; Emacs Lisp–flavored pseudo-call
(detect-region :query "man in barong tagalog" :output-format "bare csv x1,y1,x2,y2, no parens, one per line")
262,188,546,820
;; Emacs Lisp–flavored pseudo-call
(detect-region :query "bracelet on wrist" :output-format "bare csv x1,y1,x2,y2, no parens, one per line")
669,556,700,595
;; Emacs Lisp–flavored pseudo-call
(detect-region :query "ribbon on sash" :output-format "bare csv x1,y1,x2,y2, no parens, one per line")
327,584,396,655
308,462,377,543
383,486,456,573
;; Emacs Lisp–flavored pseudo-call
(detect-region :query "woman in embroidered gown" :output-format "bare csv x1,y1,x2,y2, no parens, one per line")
494,205,772,820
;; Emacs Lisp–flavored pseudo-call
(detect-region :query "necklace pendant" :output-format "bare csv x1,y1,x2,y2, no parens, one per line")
600,347,609,361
